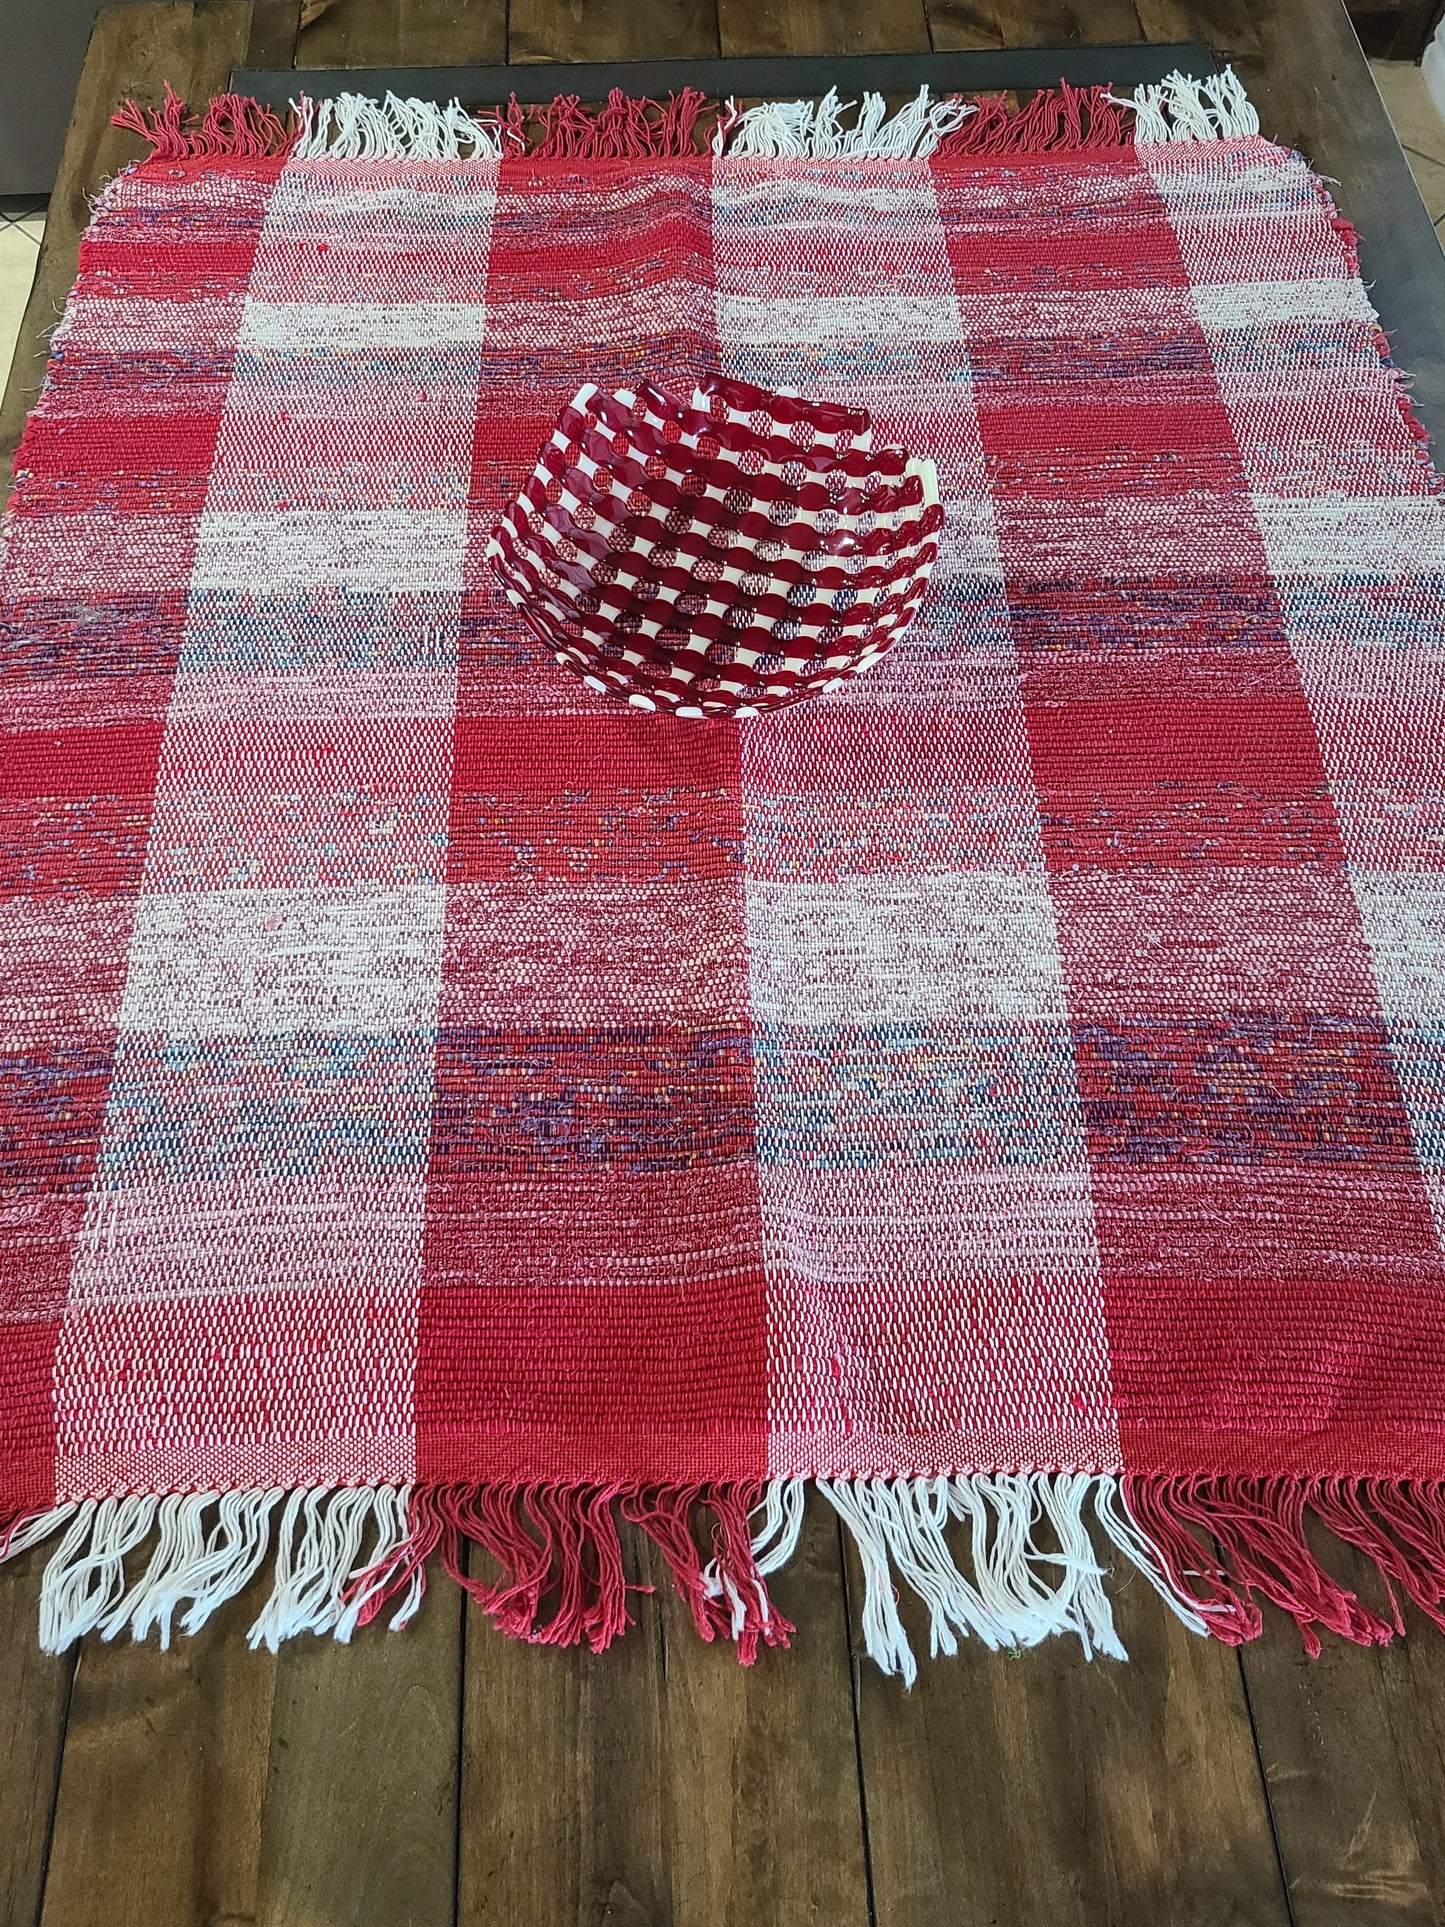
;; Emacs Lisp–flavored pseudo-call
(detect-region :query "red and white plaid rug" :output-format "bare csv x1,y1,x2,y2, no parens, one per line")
4,72,1445,1673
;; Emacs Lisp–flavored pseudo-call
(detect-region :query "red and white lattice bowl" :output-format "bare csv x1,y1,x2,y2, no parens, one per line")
486,374,944,718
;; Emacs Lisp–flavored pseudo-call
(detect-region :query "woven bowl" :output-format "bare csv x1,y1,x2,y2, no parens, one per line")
487,374,944,717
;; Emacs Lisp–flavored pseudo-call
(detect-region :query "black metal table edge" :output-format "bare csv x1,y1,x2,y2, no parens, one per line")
232,44,1219,109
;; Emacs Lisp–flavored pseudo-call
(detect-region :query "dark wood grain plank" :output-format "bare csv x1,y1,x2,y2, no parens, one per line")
1239,1537,1445,1925
0,0,255,467
657,1500,869,1924
932,0,1153,57
296,0,506,69
255,1585,463,1927
1132,0,1263,58
245,0,303,67
508,0,720,66
851,1546,1292,1927
989,0,1147,48
458,1499,870,1926
920,1,1003,50
39,1593,277,1927
0,1549,74,1927
717,0,931,57
36,1554,460,1927
457,1528,668,1927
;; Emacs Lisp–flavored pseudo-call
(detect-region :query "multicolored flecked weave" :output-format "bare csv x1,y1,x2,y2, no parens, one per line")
5,95,1445,1658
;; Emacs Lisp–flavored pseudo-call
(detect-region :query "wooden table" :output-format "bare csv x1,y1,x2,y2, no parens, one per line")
4,4,1445,1923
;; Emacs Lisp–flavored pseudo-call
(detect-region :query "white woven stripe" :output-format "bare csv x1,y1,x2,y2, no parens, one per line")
713,155,1117,1475
744,870,1072,1027
51,158,502,1499
239,298,491,351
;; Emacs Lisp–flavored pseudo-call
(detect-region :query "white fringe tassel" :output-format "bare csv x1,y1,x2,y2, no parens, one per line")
291,90,505,161
818,1473,1208,1686
1120,66,1261,146
2,1485,417,1654
715,84,973,159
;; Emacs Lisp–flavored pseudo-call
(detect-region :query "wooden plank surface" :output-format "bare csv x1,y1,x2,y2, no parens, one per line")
34,1564,462,1927
983,0,1147,47
38,1583,278,1927
0,1551,74,1927
508,0,720,66
459,1537,671,1927
296,0,506,69
244,0,303,67
1232,1541,1445,1926
716,0,931,57
646,1505,870,1925
849,1550,1293,1927
457,1500,871,1926
1133,0,1263,57
254,1584,463,1927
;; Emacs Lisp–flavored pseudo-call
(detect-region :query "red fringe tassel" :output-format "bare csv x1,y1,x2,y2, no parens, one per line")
1122,1475,1445,1656
935,82,1127,156
113,82,296,160
343,1482,791,1662
529,86,712,159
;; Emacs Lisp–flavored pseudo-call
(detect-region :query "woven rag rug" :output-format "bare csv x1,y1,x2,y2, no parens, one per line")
3,69,1445,1676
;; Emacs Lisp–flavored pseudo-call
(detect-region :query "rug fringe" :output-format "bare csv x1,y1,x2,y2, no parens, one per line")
529,86,713,158
111,81,297,160
1118,67,1262,145
717,83,973,159
291,91,509,161
111,70,1260,163
12,1470,1436,1670
1122,1476,1404,1655
0,1473,1193,1666
819,1473,1198,1683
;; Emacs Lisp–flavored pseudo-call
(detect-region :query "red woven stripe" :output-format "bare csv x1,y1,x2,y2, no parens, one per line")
416,151,770,1484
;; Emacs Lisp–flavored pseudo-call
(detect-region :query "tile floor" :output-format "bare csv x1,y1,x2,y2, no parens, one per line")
0,66,1442,402
1371,57,1445,230
0,195,47,408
